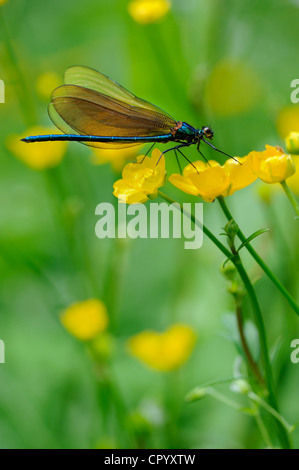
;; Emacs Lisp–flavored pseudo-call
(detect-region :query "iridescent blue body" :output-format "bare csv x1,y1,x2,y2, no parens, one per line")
22,122,209,145
22,133,173,144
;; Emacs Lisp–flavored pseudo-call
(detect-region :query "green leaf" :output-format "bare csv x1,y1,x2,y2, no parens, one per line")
237,228,270,253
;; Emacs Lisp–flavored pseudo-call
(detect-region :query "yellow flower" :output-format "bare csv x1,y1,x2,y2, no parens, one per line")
7,126,67,170
169,156,256,202
128,0,171,24
113,148,166,203
277,106,299,138
91,146,139,172
249,145,296,184
0,0,8,5
204,60,260,117
286,131,299,155
36,71,61,101
61,299,108,341
128,324,196,372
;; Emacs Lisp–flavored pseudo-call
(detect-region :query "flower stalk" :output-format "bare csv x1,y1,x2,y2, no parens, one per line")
217,196,299,317
158,190,291,449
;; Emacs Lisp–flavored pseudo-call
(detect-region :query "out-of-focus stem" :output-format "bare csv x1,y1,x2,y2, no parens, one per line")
281,180,299,219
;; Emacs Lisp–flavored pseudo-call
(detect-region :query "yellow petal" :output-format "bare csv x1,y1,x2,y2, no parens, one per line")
182,160,220,178
148,148,165,170
182,160,207,177
168,173,199,196
61,299,108,341
224,156,257,195
258,154,296,183
113,179,148,204
189,166,229,202
118,149,165,197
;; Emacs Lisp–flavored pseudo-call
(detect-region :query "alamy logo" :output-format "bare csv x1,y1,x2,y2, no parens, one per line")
95,201,204,250
290,339,299,364
0,79,5,103
290,79,299,104
0,340,5,364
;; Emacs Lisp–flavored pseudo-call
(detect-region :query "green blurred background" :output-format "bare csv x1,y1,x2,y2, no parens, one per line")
0,0,299,449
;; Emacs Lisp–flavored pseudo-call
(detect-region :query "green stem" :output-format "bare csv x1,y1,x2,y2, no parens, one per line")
235,299,265,386
255,408,274,449
248,392,294,436
217,196,299,317
93,361,136,448
158,191,291,449
280,180,299,219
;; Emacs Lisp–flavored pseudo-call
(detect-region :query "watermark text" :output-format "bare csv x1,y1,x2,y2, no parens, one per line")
95,201,203,250
0,79,5,103
0,339,5,364
290,339,299,363
290,79,299,103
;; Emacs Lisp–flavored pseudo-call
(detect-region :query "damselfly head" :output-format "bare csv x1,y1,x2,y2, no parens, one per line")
202,126,214,140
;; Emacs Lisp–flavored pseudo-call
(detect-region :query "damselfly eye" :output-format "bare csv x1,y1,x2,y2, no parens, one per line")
203,127,214,139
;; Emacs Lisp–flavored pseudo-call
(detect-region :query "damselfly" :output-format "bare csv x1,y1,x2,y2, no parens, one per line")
22,66,231,163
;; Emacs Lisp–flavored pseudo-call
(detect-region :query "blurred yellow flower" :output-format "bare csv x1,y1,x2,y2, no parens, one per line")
113,148,166,203
36,71,61,100
277,106,299,139
128,0,171,24
286,131,299,155
61,299,108,341
91,146,139,172
249,145,296,184
204,60,260,117
0,0,8,5
256,182,277,204
128,324,196,371
169,156,256,202
8,126,67,170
